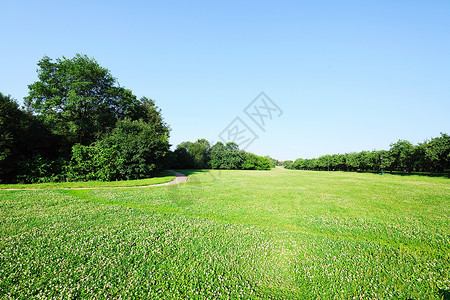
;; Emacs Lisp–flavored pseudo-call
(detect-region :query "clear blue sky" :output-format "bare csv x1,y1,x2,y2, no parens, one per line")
1,0,449,160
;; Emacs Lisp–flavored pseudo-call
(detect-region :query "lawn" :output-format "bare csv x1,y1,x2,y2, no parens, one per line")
0,169,449,298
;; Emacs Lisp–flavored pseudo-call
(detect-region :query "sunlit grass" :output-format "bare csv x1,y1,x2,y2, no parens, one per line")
0,169,449,298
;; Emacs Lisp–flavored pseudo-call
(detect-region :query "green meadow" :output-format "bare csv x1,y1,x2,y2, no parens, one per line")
1,169,449,299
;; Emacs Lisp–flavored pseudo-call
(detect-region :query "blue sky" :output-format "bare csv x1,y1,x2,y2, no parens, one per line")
1,0,449,160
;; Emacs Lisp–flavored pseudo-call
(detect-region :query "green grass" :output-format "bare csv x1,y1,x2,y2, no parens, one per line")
0,169,449,298
0,170,175,190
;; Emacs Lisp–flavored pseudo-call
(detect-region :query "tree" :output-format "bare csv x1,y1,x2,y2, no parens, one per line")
210,142,227,169
331,154,346,171
415,133,450,173
283,160,294,169
172,147,195,169
293,158,305,170
192,139,211,168
210,142,245,169
367,151,381,171
0,93,61,183
176,139,211,169
25,54,152,146
345,153,359,171
389,140,415,172
265,156,278,168
0,93,24,182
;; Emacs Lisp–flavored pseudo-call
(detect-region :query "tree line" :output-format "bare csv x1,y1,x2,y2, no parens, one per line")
2,54,447,183
0,54,275,184
284,134,450,174
168,139,275,170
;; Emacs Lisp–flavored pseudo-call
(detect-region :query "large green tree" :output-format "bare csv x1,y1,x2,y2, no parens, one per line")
25,54,152,146
22,54,171,182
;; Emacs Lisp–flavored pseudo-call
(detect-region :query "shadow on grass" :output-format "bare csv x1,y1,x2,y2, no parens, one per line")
175,168,450,180
173,169,224,184
358,170,450,179
156,170,176,177
439,289,450,300
174,169,212,176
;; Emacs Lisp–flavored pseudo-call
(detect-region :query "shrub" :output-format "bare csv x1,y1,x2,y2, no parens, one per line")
66,119,169,181
242,153,271,170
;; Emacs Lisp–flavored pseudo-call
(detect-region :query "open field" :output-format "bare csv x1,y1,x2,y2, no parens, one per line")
1,169,449,298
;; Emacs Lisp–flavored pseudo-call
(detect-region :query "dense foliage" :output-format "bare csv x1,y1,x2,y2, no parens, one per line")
173,139,211,169
66,119,169,181
0,54,169,183
285,133,450,174
0,93,62,183
170,139,273,170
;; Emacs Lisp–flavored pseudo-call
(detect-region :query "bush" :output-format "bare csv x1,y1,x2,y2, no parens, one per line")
17,155,66,183
242,153,272,170
65,144,123,181
66,119,169,181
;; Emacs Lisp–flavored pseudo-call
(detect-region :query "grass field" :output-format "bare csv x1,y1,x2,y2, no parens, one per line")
0,169,449,299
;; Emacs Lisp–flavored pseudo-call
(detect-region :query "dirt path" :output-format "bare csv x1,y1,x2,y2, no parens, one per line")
1,170,188,191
